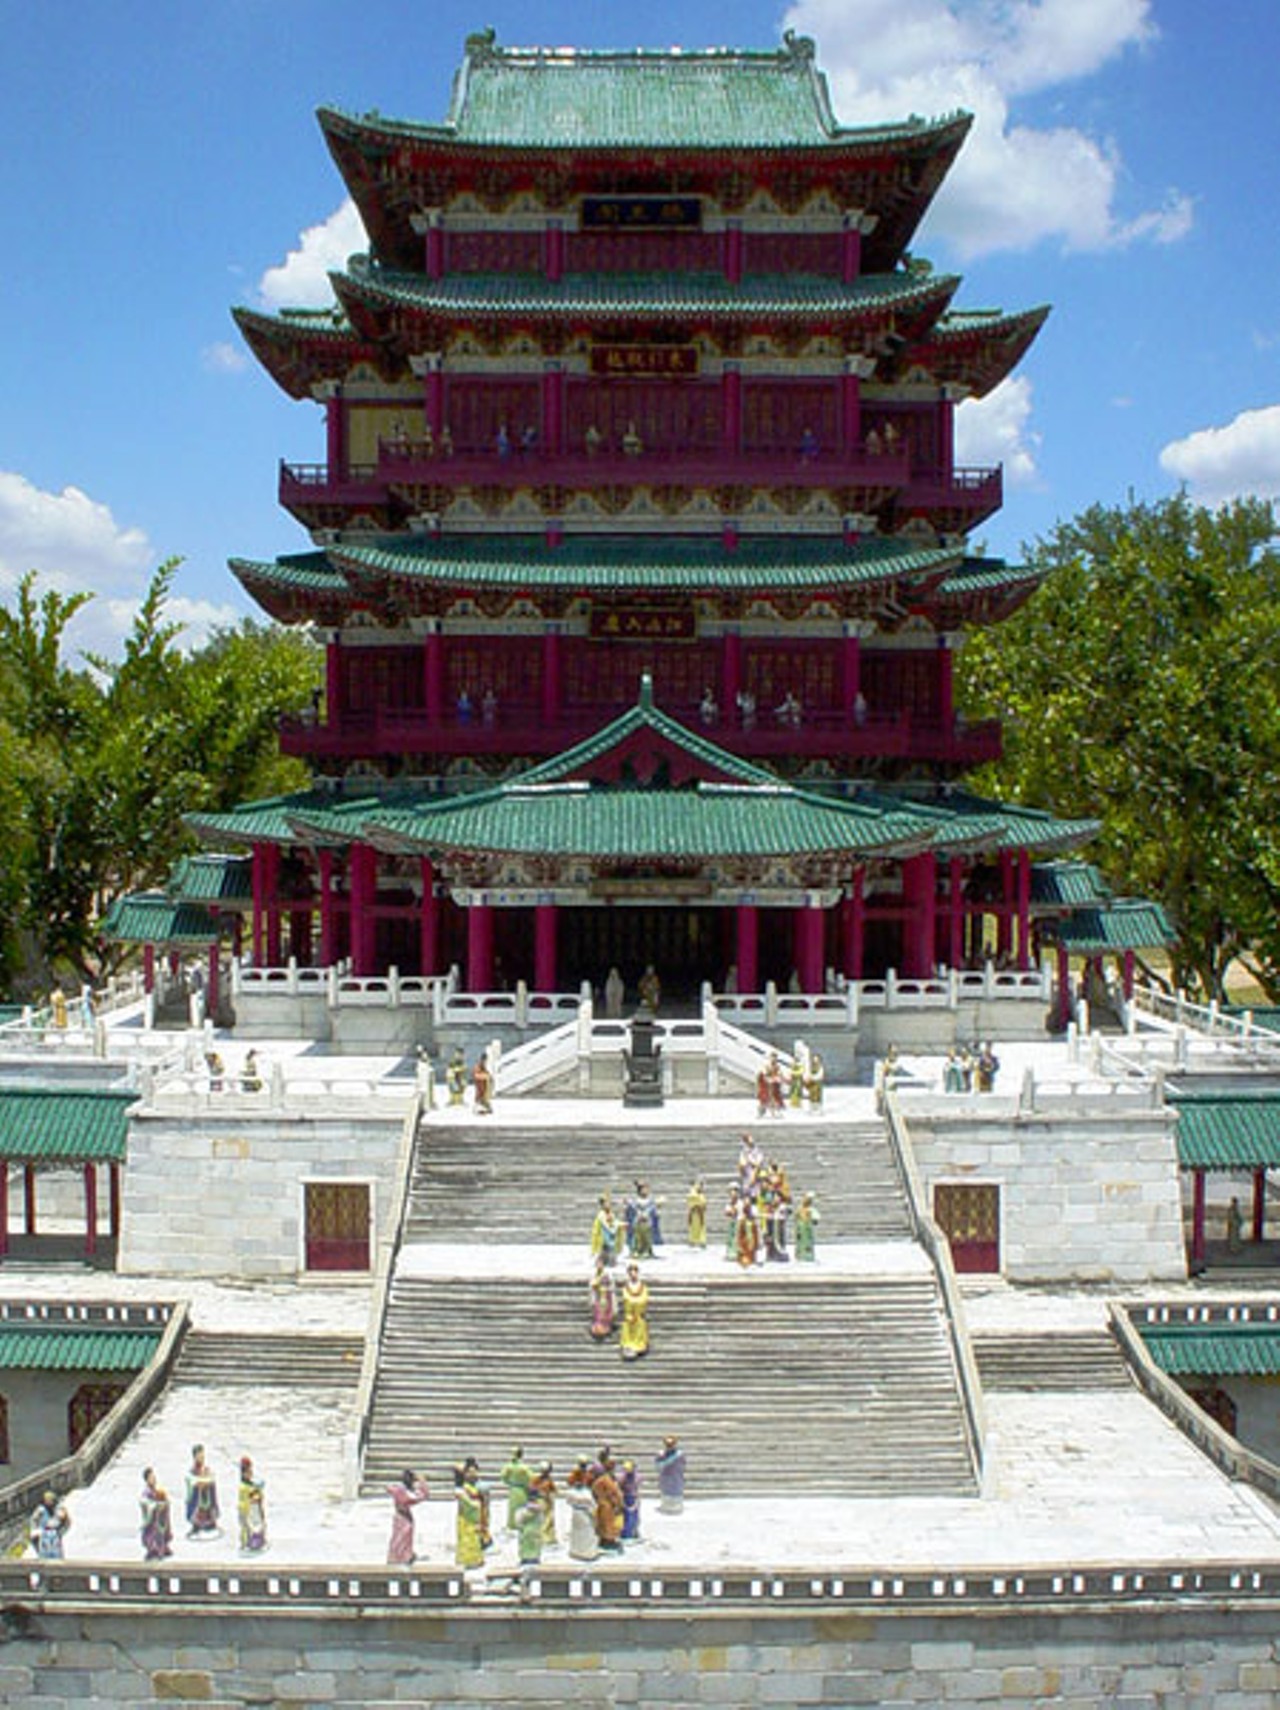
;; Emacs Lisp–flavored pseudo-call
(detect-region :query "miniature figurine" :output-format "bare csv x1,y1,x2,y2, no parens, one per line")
590,1194,622,1265
806,1050,825,1107
795,1191,820,1261
185,1445,220,1538
472,1051,495,1114
500,1447,533,1531
516,1492,545,1593
1227,1196,1245,1254
531,1460,558,1544
139,1467,172,1561
237,1456,267,1554
446,1048,467,1106
590,1256,617,1341
386,1469,431,1565
591,1461,624,1551
29,1488,70,1559
619,1262,650,1360
566,1484,599,1560
620,1461,642,1541
654,1436,686,1513
687,1179,707,1248
454,1463,486,1569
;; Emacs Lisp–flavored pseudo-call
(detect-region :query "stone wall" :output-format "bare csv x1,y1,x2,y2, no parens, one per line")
118,1104,410,1279
6,1604,1280,1706
904,1103,1187,1284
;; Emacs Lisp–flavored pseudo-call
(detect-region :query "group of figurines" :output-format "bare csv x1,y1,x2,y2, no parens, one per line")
387,1438,687,1583
139,1445,267,1560
723,1134,819,1267
940,1042,1001,1094
445,1046,495,1114
588,1182,665,1355
755,1045,824,1118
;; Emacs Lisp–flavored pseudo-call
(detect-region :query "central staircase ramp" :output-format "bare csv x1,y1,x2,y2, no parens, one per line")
361,1271,976,1498
972,1330,1132,1392
407,1120,911,1245
171,1332,364,1389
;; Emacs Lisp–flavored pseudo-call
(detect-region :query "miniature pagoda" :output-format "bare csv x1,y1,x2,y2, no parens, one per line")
161,31,1155,999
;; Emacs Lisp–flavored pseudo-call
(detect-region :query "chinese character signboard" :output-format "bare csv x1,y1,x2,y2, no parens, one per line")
589,603,697,640
590,344,699,378
581,196,702,230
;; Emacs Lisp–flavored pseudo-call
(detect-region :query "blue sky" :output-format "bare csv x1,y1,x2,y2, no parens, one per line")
3,0,1278,656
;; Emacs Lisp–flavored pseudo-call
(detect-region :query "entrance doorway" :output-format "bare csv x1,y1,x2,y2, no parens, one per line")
303,1182,372,1272
933,1182,1001,1273
560,906,722,1008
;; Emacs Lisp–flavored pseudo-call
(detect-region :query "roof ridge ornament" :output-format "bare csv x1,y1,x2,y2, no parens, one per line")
638,671,655,711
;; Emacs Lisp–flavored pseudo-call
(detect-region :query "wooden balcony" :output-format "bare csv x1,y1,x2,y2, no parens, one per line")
279,447,1000,522
279,704,1002,769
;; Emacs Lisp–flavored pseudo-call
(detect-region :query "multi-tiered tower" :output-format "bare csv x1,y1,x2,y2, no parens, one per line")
193,33,1106,998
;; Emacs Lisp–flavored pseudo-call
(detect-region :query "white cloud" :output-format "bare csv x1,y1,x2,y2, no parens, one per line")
74,593,244,662
1159,405,1280,506
955,375,1039,487
258,200,367,309
202,340,249,375
784,0,1186,258
0,471,152,599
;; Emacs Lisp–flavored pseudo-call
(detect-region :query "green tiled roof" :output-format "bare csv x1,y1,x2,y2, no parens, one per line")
322,36,970,153
231,553,352,595
329,532,966,594
853,786,1099,857
1042,899,1177,954
186,785,426,849
0,1087,136,1163
0,1328,161,1372
937,561,1045,597
1031,862,1111,908
336,262,956,324
1139,1324,1280,1378
167,853,253,907
1172,1093,1280,1171
100,893,221,946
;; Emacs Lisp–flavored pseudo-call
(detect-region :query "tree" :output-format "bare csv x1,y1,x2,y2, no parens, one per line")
959,494,1280,1001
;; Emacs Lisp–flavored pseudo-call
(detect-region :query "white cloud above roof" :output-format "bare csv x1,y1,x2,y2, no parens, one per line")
955,376,1039,488
258,200,367,309
1159,405,1280,505
785,0,1190,258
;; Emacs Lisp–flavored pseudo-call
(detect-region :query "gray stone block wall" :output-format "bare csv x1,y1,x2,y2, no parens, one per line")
7,1605,1280,1707
118,1109,407,1278
907,1108,1187,1283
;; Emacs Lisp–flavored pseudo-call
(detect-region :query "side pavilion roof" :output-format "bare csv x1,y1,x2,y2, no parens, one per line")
1170,1091,1280,1173
0,1087,137,1164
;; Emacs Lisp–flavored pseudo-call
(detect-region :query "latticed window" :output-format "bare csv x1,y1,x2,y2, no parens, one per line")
68,1383,126,1452
304,1182,372,1272
933,1182,1000,1274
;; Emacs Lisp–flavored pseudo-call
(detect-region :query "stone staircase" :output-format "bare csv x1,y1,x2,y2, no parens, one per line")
407,1119,911,1245
972,1330,1132,1391
361,1271,976,1497
171,1332,364,1389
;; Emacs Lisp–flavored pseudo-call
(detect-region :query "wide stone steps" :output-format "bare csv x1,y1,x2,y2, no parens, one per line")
972,1330,1133,1391
361,1273,976,1497
407,1120,910,1244
171,1332,364,1389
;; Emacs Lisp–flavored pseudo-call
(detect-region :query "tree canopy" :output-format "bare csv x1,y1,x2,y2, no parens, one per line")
0,561,319,995
959,494,1280,1001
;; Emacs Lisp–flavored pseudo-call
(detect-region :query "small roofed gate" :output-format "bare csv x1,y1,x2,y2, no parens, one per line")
933,1182,1000,1274
304,1182,371,1272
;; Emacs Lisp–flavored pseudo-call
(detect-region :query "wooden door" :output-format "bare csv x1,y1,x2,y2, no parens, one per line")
933,1182,1000,1274
304,1182,371,1272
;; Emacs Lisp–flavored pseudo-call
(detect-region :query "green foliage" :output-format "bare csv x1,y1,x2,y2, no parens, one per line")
959,494,1280,1000
0,562,319,995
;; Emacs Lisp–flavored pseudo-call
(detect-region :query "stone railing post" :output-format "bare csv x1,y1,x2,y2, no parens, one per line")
388,966,401,1008
765,980,778,1026
515,980,528,1028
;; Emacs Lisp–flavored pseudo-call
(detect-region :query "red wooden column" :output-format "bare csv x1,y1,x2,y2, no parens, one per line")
419,858,439,978
544,219,565,282
1056,943,1072,1030
842,869,866,981
937,636,954,729
735,903,759,994
317,849,335,967
206,942,220,1016
1122,949,1136,1001
720,629,742,723
1253,1169,1267,1243
938,392,956,475
1191,1170,1207,1268
83,1164,98,1261
467,899,495,992
794,898,826,994
996,851,1014,962
1015,850,1032,971
534,902,558,992
541,624,563,725
0,1166,8,1258
841,625,862,721
321,382,344,480
262,843,283,967
109,1162,121,1239
722,363,742,452
947,856,965,971
841,358,863,453
841,211,863,283
24,1165,37,1235
724,221,744,284
412,350,445,434
142,944,156,994
542,361,565,454
420,209,444,279
349,844,378,978
901,853,937,979
423,623,444,725
325,636,344,725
